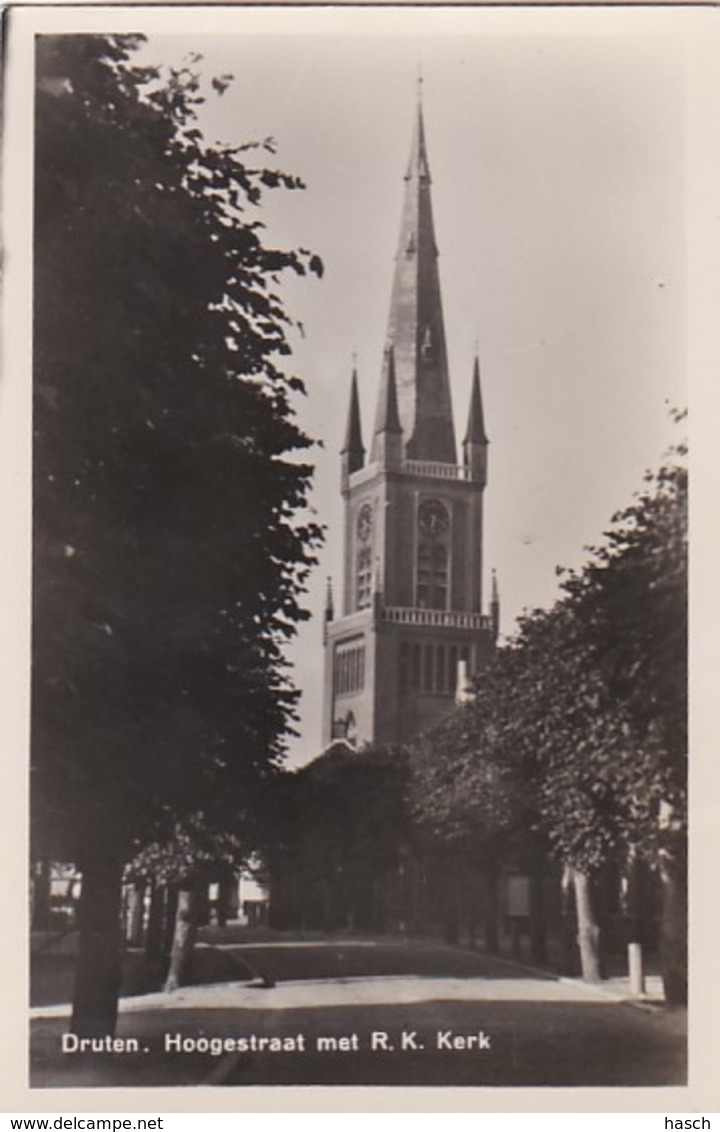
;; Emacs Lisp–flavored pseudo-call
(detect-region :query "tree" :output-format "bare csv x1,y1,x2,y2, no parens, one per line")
499,601,637,982
263,744,410,934
32,34,323,1035
498,446,686,994
126,819,255,991
406,440,687,996
550,443,687,1000
407,652,554,959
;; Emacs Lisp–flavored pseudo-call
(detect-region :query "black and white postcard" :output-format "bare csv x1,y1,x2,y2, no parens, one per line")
2,1,719,1114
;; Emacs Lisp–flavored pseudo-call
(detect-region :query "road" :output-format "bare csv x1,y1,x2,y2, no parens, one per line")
30,937,687,1088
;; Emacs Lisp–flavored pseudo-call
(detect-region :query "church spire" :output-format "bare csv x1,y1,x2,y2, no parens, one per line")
408,72,431,183
341,363,365,486
373,95,456,464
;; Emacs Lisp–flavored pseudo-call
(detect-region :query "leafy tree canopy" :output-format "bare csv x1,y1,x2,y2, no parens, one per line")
33,34,323,867
264,743,410,886
408,435,687,877
408,658,532,861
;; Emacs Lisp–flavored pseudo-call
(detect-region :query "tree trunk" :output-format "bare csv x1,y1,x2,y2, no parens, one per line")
483,865,499,954
510,917,522,959
410,854,422,934
572,868,602,983
443,867,460,944
164,886,198,993
322,878,332,932
529,866,547,964
371,874,385,933
217,877,235,927
443,904,459,945
658,848,687,1006
70,854,124,1037
162,886,179,960
31,858,52,931
196,884,211,928
560,866,577,975
144,882,165,971
125,882,146,947
468,905,477,950
623,848,643,943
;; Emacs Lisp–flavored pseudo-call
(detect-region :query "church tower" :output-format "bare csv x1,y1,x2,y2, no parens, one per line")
323,95,498,748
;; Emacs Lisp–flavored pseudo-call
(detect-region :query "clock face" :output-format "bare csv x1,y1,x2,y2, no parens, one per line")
356,503,373,541
418,499,449,537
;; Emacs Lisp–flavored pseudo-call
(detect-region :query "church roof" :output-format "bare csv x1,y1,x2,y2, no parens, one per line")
371,97,457,464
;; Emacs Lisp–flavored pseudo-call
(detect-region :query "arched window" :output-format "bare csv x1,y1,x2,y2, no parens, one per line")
417,541,449,609
356,546,372,610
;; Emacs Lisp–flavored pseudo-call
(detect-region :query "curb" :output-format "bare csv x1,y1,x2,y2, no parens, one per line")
429,938,669,1013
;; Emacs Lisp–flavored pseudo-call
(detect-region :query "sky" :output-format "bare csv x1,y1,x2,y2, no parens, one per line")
130,10,689,766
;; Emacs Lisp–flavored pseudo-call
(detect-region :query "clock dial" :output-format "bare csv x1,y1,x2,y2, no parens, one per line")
418,499,449,537
356,503,373,541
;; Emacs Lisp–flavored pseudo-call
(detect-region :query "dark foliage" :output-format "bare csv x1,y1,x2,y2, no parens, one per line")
408,442,687,876
263,744,410,931
32,34,323,869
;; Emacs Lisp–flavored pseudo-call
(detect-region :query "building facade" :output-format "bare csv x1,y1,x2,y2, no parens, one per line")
323,99,499,748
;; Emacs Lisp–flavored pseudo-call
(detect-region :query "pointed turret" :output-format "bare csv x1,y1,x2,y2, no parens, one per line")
464,355,488,445
490,568,500,640
372,93,456,464
341,365,365,490
372,345,403,469
323,576,334,644
463,355,488,485
325,575,335,621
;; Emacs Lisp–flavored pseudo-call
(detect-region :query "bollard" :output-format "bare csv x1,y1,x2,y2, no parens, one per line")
628,941,645,997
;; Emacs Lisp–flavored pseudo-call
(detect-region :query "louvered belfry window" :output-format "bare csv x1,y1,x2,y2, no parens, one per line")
417,541,448,609
357,546,372,610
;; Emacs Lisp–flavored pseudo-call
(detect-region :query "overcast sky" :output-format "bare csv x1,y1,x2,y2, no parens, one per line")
131,11,692,766
2,6,688,770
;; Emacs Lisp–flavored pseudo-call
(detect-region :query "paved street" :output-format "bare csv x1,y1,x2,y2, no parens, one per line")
30,937,686,1088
